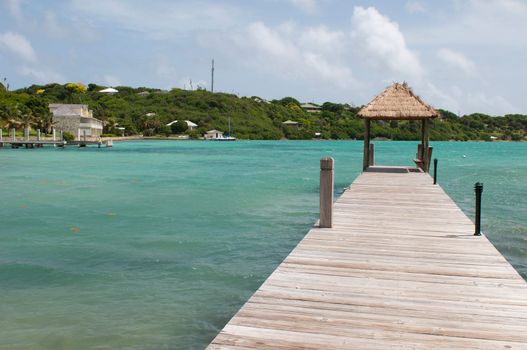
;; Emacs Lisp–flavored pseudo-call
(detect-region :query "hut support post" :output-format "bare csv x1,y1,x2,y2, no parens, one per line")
363,119,371,171
422,119,430,172
369,143,375,166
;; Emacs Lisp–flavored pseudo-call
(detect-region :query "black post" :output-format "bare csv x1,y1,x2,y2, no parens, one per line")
433,158,438,185
474,182,483,236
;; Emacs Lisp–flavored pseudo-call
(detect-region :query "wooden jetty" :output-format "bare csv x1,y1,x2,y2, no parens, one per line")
208,83,527,349
0,128,112,148
208,169,527,349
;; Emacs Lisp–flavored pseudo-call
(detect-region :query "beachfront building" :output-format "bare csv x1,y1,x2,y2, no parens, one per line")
49,103,103,140
300,103,321,113
204,130,224,140
166,120,198,130
282,120,300,129
99,87,118,94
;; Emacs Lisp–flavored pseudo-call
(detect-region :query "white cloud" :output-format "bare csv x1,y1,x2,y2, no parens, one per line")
103,75,122,87
351,6,424,81
437,48,476,75
155,58,179,89
43,11,66,37
69,0,238,39
405,1,426,13
289,0,318,14
408,0,527,47
17,66,64,83
5,0,23,20
0,32,37,62
299,25,345,54
243,21,354,88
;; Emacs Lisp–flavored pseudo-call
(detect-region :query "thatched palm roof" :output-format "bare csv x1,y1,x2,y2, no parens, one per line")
358,83,439,120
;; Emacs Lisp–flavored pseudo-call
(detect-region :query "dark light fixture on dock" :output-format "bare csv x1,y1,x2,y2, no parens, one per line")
474,182,483,236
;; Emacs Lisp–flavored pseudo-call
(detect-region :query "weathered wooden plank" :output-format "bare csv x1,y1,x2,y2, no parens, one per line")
207,171,527,349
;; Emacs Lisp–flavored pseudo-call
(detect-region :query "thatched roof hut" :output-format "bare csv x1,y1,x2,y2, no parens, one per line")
358,83,439,120
359,83,438,172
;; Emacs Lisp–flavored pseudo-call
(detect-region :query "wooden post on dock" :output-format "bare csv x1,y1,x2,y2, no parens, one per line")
83,130,87,142
77,129,81,141
320,157,334,228
37,129,41,141
12,128,16,141
60,130,63,141
53,128,56,147
363,119,371,171
368,143,375,166
0,128,3,143
24,127,29,141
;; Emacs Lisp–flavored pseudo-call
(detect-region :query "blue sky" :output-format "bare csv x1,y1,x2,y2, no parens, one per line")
1,0,526,115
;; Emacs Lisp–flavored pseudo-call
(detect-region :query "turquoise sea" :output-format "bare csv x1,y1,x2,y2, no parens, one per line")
1,140,526,349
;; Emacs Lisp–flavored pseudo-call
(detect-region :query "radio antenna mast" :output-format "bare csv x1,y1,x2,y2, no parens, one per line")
211,59,215,93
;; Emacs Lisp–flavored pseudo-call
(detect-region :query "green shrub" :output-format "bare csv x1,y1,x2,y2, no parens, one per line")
62,131,75,141
171,120,188,134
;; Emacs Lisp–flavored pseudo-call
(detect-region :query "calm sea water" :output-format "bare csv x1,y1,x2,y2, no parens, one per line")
1,140,526,349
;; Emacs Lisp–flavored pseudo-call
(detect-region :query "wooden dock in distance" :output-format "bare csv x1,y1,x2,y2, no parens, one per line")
208,169,527,349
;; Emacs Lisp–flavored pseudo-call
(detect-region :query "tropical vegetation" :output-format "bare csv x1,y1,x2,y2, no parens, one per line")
0,82,526,141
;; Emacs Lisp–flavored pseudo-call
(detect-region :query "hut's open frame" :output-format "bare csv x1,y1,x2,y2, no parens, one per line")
358,83,439,172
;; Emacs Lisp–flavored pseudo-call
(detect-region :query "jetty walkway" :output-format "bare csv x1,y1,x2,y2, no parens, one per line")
208,169,527,349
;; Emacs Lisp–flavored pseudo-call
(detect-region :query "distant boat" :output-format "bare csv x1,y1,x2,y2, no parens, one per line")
215,117,236,141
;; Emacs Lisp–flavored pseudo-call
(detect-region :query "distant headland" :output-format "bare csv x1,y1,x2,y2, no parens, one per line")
1,82,525,141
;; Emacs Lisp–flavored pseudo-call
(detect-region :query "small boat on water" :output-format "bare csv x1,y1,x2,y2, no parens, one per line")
214,117,236,141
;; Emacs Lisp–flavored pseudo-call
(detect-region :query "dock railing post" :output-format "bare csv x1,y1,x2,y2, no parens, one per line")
37,129,41,141
12,128,16,141
474,182,483,236
320,157,334,228
0,128,2,143
24,127,29,141
433,158,438,185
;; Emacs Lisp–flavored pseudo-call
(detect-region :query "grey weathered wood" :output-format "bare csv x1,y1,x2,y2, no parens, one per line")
12,128,16,141
368,143,375,166
37,129,41,141
363,119,370,171
422,119,429,172
319,157,334,228
208,171,527,349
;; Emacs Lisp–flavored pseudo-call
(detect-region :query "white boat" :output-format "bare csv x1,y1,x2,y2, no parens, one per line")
214,117,236,141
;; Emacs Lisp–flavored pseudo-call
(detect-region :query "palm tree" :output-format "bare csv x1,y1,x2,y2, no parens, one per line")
17,105,36,130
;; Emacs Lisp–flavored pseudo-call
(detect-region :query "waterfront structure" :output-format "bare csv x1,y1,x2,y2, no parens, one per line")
99,87,118,94
204,129,224,140
282,120,300,129
49,104,103,140
208,166,527,349
300,103,321,113
166,120,198,130
358,83,439,172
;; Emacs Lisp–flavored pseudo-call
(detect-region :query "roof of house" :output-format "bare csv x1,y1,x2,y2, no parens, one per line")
49,104,88,116
99,87,119,93
166,120,198,127
358,83,439,120
300,103,321,109
282,120,299,125
49,103,87,108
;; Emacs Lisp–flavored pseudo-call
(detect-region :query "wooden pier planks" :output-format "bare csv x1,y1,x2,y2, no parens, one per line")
208,171,527,349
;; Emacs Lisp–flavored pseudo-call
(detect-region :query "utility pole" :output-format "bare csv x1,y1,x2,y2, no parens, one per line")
211,59,215,93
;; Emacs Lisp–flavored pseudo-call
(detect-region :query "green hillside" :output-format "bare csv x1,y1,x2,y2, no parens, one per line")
1,82,526,141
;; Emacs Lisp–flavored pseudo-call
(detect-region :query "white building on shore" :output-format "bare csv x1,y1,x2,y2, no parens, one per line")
166,120,198,130
49,104,103,140
204,130,224,140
